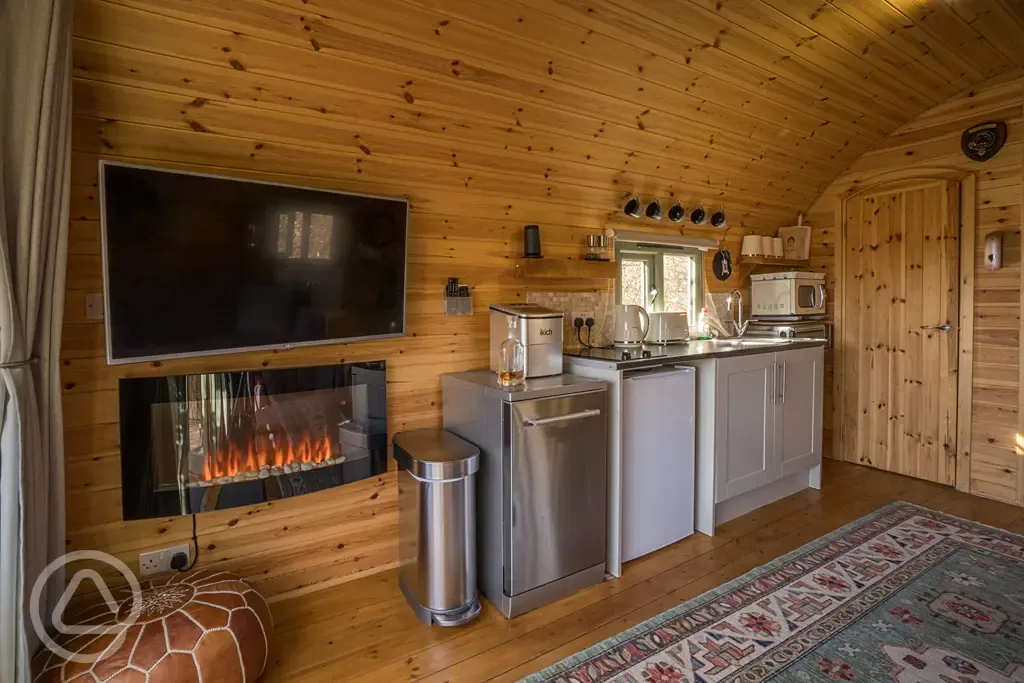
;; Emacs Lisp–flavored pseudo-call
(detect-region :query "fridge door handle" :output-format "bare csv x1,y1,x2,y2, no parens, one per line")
523,409,602,427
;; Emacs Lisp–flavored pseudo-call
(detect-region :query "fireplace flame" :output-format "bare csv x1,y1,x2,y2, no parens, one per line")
198,432,334,482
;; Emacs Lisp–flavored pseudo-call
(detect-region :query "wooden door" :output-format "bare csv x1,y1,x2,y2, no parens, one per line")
841,180,960,484
775,346,824,479
715,353,775,502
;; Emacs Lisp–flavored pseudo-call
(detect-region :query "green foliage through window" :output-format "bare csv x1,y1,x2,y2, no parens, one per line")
616,242,703,316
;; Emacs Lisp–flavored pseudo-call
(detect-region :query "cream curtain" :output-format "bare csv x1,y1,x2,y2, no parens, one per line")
0,1,73,680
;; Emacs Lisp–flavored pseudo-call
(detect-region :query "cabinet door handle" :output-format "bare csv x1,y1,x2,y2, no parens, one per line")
769,361,776,404
779,361,786,404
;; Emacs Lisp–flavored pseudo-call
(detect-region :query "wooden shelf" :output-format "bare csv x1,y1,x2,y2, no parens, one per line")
514,258,618,280
738,256,810,268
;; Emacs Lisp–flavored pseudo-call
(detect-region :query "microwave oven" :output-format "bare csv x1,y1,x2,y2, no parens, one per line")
750,272,826,317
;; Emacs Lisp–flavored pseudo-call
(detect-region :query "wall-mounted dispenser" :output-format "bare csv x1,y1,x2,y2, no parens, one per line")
984,231,1003,271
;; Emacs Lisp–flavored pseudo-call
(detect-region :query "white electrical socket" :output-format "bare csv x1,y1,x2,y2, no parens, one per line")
571,310,595,326
85,293,104,321
139,543,191,577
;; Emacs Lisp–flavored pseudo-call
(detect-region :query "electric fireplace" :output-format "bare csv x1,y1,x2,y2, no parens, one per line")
119,361,387,520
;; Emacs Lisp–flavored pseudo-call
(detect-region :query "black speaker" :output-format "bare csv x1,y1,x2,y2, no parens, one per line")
523,225,542,258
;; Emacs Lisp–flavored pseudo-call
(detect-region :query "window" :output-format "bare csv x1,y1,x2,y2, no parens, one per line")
276,211,335,260
616,242,703,316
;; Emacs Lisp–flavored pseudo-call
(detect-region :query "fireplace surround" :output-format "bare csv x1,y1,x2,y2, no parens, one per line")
119,360,387,520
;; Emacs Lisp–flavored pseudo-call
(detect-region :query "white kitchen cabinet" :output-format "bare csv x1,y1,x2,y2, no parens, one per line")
692,344,824,535
775,346,824,478
714,353,775,502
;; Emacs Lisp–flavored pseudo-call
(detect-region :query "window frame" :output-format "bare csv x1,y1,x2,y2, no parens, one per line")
274,209,339,262
615,241,704,315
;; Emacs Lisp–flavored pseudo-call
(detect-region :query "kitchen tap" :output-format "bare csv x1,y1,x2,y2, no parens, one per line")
727,289,749,337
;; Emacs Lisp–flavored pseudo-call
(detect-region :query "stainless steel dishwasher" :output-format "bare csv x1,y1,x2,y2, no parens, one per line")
442,371,608,619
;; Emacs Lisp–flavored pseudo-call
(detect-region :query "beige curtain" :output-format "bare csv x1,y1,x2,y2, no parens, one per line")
0,0,72,680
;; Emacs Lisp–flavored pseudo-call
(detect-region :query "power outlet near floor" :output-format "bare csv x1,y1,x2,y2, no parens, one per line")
139,544,191,577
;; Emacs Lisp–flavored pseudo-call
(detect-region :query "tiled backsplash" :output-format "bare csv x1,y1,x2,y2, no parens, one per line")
527,291,616,349
527,288,747,349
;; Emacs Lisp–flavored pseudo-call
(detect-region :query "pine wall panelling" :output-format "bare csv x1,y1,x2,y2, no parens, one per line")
66,0,1024,596
1019,85,1024,506
808,70,1024,506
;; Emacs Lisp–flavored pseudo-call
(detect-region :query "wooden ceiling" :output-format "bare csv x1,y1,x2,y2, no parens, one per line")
73,0,1024,230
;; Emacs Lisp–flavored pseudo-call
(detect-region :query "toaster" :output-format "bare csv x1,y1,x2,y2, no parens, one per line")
648,312,689,344
488,304,563,378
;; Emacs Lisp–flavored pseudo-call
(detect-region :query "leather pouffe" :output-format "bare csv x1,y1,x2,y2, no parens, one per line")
32,569,272,683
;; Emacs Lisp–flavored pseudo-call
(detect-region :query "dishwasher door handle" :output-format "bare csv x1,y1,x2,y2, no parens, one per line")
523,409,602,427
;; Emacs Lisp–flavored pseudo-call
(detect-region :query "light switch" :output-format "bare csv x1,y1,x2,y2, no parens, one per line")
85,293,104,321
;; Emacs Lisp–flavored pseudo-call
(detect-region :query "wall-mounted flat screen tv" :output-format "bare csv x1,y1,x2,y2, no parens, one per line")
99,162,408,364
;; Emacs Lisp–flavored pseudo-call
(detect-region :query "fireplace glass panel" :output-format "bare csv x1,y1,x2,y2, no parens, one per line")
120,361,387,520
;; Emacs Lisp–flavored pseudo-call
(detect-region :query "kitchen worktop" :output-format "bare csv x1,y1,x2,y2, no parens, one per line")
563,338,827,371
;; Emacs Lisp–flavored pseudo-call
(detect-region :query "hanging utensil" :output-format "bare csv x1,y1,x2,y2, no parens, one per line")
690,202,707,224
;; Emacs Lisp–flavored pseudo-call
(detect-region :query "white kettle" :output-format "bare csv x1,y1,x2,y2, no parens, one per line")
614,305,650,346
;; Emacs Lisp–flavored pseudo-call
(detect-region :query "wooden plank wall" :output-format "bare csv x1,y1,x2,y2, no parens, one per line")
64,0,1024,596
808,70,1024,505
65,0,780,598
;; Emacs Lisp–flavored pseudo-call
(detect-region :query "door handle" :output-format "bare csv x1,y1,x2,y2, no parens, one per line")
523,409,601,427
769,361,776,404
920,323,953,333
779,361,786,404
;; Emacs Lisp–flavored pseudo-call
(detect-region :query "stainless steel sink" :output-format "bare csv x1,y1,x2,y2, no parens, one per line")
706,338,788,348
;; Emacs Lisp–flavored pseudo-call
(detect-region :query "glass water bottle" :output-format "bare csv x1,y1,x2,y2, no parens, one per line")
498,317,526,387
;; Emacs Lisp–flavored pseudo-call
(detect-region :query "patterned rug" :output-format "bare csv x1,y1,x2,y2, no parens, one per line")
521,502,1024,683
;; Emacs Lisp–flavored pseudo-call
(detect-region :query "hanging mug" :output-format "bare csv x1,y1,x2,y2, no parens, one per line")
667,201,685,223
646,198,662,220
710,206,727,228
690,202,707,225
624,195,641,218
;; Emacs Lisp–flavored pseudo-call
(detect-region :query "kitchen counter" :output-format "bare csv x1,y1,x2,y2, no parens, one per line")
563,338,827,371
564,337,827,576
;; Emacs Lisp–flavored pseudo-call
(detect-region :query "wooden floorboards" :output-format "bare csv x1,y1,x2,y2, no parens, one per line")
260,460,1024,682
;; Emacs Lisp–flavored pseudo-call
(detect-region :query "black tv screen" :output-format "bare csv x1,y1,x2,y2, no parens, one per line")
100,162,408,363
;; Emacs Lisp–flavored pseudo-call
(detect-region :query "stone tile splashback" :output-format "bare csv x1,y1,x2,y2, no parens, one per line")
527,291,615,349
527,289,743,348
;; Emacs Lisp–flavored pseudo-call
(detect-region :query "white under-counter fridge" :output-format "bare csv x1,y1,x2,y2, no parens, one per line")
620,366,696,563
565,352,698,576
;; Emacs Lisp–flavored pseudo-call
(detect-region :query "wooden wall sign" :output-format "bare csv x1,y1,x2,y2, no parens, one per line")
961,121,1007,161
